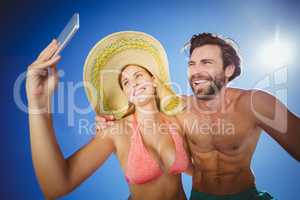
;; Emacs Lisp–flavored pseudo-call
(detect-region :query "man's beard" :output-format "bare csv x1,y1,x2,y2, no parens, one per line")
189,72,225,100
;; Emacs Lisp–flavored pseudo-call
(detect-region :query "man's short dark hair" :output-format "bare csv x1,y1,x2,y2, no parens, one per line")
189,33,241,81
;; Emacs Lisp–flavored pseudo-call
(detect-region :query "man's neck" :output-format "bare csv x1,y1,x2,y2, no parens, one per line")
195,87,227,112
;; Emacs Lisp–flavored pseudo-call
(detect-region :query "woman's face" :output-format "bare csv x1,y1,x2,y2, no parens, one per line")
120,65,156,107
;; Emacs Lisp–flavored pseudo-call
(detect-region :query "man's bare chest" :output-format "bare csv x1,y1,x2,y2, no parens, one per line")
179,111,257,153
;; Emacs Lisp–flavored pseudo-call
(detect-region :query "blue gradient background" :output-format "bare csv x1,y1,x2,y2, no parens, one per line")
1,0,300,199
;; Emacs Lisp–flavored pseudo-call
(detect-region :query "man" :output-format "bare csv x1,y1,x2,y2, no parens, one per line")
97,33,300,199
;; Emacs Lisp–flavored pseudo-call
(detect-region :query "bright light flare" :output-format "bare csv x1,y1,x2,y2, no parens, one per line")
260,38,294,68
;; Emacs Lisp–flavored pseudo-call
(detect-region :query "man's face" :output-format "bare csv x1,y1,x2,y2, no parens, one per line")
188,44,226,100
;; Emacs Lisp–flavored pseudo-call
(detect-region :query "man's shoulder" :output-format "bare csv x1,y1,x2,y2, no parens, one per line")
228,87,248,96
230,88,272,103
231,88,276,115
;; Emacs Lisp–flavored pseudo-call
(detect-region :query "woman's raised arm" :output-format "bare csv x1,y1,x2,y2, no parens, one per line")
26,40,115,199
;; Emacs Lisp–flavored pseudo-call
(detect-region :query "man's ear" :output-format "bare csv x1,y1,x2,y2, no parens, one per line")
225,64,235,80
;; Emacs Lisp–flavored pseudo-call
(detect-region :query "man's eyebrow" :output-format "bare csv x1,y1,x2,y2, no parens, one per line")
188,58,215,65
188,60,196,65
201,58,214,62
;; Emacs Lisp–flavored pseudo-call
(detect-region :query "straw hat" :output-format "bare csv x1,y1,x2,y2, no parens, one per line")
83,31,185,119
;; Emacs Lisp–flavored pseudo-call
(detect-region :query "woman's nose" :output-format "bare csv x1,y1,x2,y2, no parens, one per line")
131,81,139,89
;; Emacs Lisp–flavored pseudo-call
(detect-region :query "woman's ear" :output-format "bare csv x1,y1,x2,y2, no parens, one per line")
152,76,158,88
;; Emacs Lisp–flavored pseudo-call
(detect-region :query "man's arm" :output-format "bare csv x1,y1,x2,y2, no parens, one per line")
246,89,300,162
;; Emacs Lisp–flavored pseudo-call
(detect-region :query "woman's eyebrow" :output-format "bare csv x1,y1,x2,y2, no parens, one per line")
122,77,128,83
133,70,143,76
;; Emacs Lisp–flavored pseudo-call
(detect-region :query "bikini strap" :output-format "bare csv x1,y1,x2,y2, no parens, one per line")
131,113,139,138
132,112,137,128
132,112,178,136
159,114,177,134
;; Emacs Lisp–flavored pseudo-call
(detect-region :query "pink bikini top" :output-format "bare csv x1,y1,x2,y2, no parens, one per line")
125,113,189,185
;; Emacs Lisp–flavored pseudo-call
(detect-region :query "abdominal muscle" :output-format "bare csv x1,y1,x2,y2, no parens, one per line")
192,149,255,195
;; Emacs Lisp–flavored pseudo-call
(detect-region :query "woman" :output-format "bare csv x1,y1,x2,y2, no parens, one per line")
26,31,192,200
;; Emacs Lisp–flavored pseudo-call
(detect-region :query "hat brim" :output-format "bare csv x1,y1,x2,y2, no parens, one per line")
83,31,185,119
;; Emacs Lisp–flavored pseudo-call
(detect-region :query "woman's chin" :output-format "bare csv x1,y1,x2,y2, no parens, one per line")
132,96,153,107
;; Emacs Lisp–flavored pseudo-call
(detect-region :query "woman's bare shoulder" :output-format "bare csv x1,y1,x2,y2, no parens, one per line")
95,115,133,141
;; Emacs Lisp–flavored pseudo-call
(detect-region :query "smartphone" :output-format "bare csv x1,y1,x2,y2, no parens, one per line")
54,13,80,57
